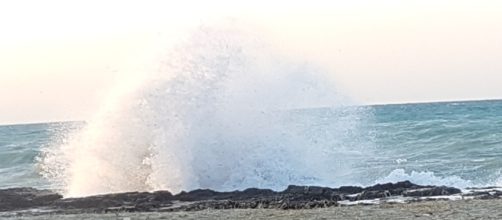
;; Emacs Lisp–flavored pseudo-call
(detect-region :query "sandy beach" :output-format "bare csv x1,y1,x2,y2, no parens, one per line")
3,199,501,220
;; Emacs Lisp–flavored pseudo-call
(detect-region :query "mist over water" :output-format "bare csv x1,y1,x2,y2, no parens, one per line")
38,25,374,197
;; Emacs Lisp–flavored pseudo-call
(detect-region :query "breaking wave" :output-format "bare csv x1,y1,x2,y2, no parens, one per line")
38,25,374,197
375,169,473,189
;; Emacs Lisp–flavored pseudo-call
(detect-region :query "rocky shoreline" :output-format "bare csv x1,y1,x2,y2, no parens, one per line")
3,181,490,216
2,181,502,218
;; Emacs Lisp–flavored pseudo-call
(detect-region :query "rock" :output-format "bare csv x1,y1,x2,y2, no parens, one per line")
55,190,173,212
161,199,337,211
338,186,364,194
364,181,420,195
0,187,62,211
462,189,502,200
0,181,465,214
402,186,461,197
366,181,417,191
174,188,277,201
356,190,392,200
174,189,222,201
282,185,340,201
349,181,461,200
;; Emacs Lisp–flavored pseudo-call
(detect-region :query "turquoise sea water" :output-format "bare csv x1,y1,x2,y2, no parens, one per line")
367,100,502,187
2,100,502,191
0,123,56,188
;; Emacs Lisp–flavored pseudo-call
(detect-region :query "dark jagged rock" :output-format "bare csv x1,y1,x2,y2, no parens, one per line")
402,186,461,197
162,199,337,211
462,188,502,200
0,187,62,211
338,186,364,194
55,190,173,212
0,181,465,215
365,180,417,191
282,185,342,201
174,188,277,201
363,180,420,196
174,189,222,201
347,181,462,200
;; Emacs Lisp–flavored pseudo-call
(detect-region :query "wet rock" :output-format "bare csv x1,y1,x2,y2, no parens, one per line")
174,189,222,201
282,185,341,201
477,191,502,200
355,190,392,200
463,189,502,200
366,181,417,191
55,190,173,212
349,181,461,200
0,181,465,214
0,187,62,211
338,186,364,194
402,186,462,197
174,188,277,201
364,181,420,195
162,199,337,211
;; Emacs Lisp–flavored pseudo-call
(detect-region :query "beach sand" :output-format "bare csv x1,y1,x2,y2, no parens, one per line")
7,199,502,220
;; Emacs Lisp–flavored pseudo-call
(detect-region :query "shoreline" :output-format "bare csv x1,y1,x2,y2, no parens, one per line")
3,199,502,219
0,199,502,220
2,181,501,218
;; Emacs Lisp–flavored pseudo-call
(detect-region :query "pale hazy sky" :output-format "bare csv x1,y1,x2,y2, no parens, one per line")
1,0,502,124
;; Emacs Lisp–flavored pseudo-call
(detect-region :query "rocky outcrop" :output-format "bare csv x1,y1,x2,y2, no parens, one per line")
350,181,461,200
55,191,174,212
0,187,62,211
0,181,464,214
462,187,502,200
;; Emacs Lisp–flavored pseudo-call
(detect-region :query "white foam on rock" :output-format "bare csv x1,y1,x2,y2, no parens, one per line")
38,24,374,197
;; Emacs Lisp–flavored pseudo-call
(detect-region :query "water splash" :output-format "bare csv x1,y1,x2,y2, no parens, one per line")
38,25,373,197
375,169,473,189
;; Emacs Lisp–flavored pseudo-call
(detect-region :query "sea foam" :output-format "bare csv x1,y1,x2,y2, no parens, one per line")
38,25,373,197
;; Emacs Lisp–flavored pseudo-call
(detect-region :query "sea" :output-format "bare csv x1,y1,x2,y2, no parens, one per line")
2,99,502,195
2,26,502,197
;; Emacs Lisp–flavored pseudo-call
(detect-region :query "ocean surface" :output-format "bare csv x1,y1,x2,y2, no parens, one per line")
2,100,502,193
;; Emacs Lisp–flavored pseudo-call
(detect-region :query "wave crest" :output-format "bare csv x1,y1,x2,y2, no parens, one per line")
38,25,373,197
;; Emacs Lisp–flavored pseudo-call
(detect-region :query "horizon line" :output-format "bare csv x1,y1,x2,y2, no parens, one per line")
1,98,502,126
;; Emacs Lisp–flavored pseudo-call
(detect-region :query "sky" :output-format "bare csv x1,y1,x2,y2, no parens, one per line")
1,0,502,124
